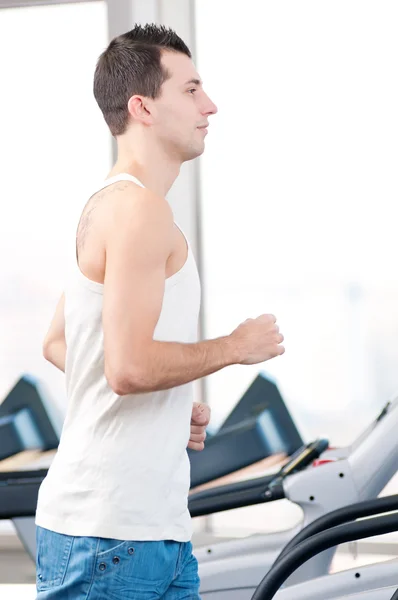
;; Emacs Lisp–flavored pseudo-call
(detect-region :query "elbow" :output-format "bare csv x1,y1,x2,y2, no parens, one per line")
105,365,150,396
106,374,132,396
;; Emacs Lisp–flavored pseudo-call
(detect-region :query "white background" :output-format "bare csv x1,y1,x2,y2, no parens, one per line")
195,0,398,448
0,1,111,410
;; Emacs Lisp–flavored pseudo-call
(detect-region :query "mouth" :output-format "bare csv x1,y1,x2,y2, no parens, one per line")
197,125,209,134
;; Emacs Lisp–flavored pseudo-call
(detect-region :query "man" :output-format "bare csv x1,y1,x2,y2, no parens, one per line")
36,24,285,599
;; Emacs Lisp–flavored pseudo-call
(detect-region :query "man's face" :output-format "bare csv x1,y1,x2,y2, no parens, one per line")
152,51,218,162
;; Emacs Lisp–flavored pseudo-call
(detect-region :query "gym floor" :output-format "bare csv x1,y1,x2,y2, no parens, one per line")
0,534,35,585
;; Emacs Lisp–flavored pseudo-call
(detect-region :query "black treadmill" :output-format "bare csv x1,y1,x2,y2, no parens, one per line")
1,372,303,491
0,438,327,562
0,371,304,561
188,372,303,488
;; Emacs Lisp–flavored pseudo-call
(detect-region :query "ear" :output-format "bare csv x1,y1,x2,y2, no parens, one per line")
127,95,154,126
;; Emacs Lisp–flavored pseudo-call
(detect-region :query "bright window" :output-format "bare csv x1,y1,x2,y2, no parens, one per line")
0,1,111,409
195,0,398,444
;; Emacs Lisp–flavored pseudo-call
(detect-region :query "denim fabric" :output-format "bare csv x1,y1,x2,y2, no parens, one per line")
36,526,200,599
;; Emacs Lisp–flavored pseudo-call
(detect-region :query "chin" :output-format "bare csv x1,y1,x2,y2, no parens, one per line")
182,143,205,163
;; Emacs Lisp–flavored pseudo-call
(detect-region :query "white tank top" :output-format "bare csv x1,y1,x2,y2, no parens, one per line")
35,173,201,541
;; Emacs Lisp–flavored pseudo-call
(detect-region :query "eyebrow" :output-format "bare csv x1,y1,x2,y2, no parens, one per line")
185,78,202,86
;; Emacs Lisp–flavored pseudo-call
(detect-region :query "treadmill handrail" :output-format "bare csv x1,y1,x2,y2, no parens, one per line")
0,469,48,483
189,474,276,502
251,511,398,600
189,481,285,518
273,493,398,565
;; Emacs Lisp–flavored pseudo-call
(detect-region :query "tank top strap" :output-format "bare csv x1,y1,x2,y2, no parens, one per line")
99,172,145,191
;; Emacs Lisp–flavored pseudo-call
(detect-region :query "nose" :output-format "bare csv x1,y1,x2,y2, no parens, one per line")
202,93,218,116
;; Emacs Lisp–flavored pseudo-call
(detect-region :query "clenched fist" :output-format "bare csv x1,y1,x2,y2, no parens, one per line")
188,402,211,451
231,314,285,365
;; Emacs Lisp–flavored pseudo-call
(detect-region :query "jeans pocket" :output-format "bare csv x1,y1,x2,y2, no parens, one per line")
36,526,74,591
96,538,129,559
94,539,174,598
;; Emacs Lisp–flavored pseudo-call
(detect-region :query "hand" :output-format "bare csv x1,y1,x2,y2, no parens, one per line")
231,314,285,365
188,402,211,451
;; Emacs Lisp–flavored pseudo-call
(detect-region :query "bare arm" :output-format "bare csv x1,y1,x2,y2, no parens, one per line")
42,293,66,372
103,186,284,396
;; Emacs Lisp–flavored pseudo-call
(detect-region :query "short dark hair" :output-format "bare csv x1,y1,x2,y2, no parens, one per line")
93,24,192,137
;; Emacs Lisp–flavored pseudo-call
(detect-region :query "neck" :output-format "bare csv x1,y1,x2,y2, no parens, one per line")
108,131,181,197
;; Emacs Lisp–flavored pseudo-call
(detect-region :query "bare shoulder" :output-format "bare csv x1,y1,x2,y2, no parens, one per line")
77,181,173,255
109,181,172,220
76,181,137,255
107,181,174,237
103,182,175,259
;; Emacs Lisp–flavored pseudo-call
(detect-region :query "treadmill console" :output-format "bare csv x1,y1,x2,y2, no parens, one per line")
276,438,329,480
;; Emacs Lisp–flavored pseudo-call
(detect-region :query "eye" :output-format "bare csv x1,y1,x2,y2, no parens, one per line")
188,88,197,95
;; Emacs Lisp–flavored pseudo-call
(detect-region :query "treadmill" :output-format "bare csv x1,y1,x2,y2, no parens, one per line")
0,371,303,561
252,493,398,600
192,394,398,598
2,378,398,600
2,381,398,586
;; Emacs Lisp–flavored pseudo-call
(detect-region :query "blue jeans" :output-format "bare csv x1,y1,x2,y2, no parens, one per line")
36,526,201,599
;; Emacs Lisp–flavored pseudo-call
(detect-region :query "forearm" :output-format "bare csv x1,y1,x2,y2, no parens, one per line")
118,335,241,395
43,339,66,373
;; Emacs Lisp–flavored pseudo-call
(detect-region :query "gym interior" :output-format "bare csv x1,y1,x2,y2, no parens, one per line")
1,1,398,599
